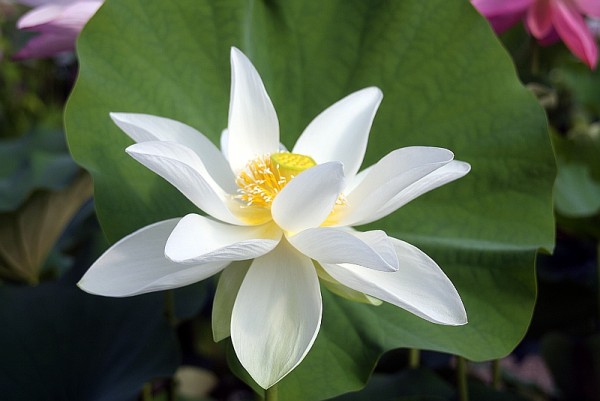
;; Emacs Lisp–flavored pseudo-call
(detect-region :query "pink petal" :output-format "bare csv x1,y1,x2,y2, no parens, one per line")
18,1,101,33
487,12,527,33
526,0,554,38
574,0,600,18
471,0,534,17
17,4,64,30
552,0,598,68
14,0,102,60
50,1,102,31
537,28,561,45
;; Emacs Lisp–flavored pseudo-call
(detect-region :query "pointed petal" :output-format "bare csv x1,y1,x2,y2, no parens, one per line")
355,160,471,225
17,5,63,29
111,113,237,193
78,219,229,297
292,87,383,181
332,147,454,226
552,0,598,69
18,1,101,32
271,162,345,233
228,48,279,173
212,261,251,342
126,141,244,225
322,237,467,325
165,214,281,264
231,240,322,389
526,0,553,38
43,1,102,31
288,227,398,272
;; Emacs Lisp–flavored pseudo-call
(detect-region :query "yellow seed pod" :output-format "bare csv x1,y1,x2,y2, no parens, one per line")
270,152,317,181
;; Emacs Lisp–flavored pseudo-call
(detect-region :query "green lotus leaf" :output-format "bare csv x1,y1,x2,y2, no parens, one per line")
65,0,555,399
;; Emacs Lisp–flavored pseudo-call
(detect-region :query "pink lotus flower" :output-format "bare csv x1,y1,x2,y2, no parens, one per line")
14,0,103,60
472,0,600,69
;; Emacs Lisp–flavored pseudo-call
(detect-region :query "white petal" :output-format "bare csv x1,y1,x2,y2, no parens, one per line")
126,141,244,225
321,237,467,325
357,160,471,225
220,128,229,160
77,219,229,297
227,47,279,174
271,162,345,233
293,87,383,182
111,113,237,193
288,227,398,272
212,260,251,342
332,147,454,226
165,214,281,264
231,240,322,389
316,264,383,305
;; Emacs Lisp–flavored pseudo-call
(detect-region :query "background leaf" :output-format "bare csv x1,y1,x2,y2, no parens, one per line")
0,128,79,212
0,172,92,284
552,130,600,218
0,280,179,401
65,0,555,399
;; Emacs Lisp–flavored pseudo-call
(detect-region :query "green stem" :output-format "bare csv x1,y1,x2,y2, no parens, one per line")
491,359,501,390
265,384,278,401
408,348,421,369
456,356,469,401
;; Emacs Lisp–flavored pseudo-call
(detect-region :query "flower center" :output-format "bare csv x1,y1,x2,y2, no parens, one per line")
235,152,317,208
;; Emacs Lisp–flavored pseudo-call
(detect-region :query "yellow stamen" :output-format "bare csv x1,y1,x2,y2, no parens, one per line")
235,152,347,224
235,152,316,208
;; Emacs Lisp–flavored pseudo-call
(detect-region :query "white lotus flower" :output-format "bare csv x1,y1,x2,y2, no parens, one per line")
78,47,470,389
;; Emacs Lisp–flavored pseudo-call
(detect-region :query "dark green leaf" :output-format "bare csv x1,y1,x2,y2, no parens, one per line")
0,128,79,212
0,282,179,401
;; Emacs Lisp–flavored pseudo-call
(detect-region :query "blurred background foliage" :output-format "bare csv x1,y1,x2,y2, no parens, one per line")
0,2,86,285
498,21,600,401
0,1,598,400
